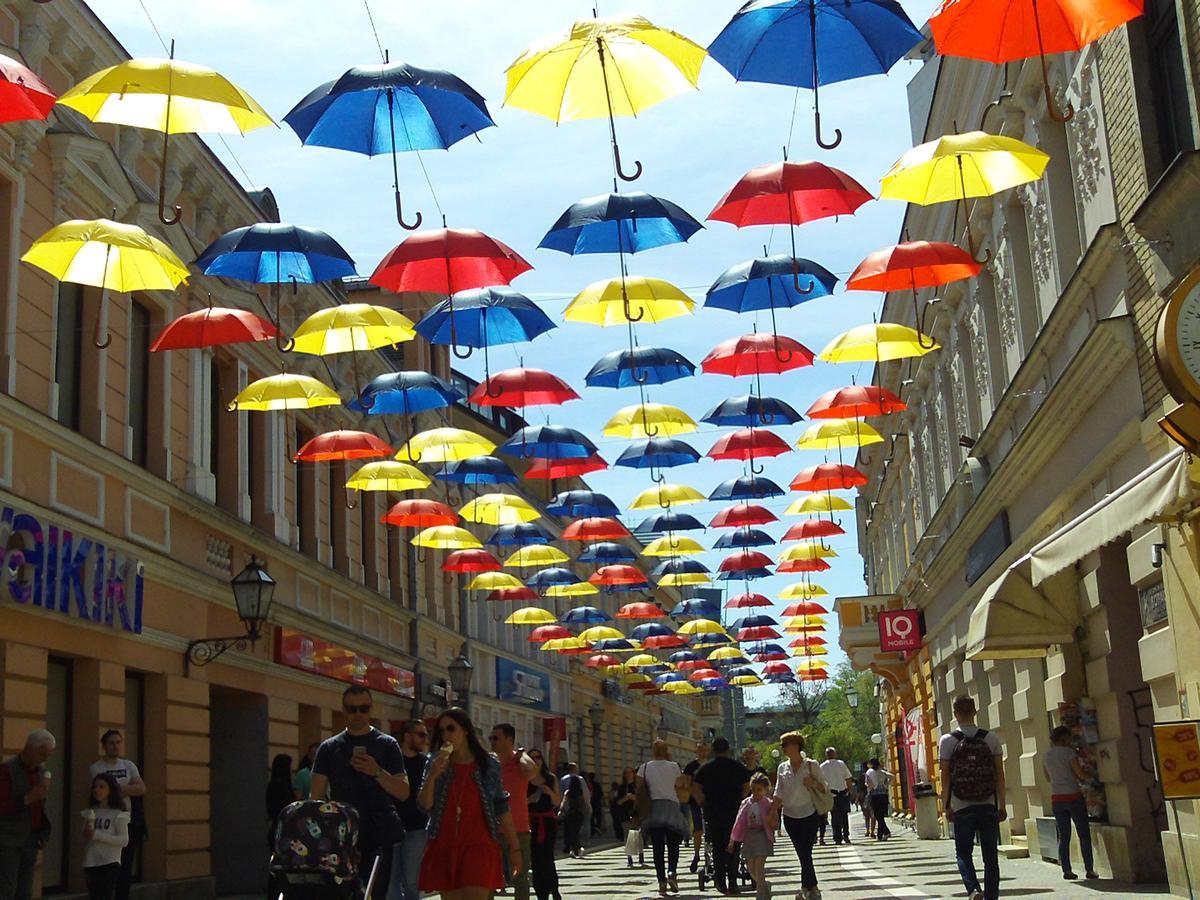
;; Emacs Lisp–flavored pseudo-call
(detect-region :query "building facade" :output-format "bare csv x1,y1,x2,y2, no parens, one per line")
838,1,1199,890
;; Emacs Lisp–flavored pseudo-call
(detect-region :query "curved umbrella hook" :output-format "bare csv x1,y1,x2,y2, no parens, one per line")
614,142,643,183
749,459,765,476
384,88,424,229
396,192,424,231
596,36,643,183
814,108,843,151
650,467,667,485
631,365,651,385
484,376,505,400
913,286,938,351
415,544,428,565
344,487,358,511
622,280,645,324
1032,3,1074,122
273,283,294,352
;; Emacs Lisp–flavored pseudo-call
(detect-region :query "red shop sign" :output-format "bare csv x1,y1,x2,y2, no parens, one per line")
878,609,922,652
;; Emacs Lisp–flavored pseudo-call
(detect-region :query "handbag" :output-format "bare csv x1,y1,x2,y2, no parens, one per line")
631,778,652,827
624,828,643,857
804,761,834,816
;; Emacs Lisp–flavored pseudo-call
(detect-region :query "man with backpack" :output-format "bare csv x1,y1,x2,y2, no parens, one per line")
939,695,1006,900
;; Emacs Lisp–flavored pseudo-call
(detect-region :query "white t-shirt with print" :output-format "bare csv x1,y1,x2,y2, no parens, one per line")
89,758,141,811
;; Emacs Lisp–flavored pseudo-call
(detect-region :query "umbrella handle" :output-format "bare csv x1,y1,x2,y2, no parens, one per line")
623,293,645,324
446,488,462,506
1042,75,1074,123
749,460,765,476
344,487,358,511
631,366,651,385
814,109,843,151
650,468,666,485
415,544,428,565
614,142,643,183
484,378,505,399
157,116,182,226
452,342,474,360
913,291,939,350
92,246,113,348
396,190,424,231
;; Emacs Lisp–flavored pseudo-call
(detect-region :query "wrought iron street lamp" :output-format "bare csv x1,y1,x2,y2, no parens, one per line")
846,686,860,709
185,556,275,672
448,649,474,713
656,712,668,742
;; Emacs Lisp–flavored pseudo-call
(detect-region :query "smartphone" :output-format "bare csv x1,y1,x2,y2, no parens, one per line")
352,746,367,758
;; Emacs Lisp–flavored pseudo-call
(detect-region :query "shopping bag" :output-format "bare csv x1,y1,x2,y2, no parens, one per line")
624,828,643,857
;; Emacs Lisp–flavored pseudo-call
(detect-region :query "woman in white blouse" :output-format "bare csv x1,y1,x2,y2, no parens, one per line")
636,740,691,896
771,732,828,900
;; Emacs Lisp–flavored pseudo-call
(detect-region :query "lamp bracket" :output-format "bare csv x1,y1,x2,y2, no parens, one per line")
184,632,259,674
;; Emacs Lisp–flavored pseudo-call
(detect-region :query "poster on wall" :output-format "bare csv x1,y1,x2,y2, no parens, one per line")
902,708,928,813
496,658,551,711
1152,721,1200,800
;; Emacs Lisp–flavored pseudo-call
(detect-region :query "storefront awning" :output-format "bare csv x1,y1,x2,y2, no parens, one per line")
1029,448,1192,586
966,557,1079,660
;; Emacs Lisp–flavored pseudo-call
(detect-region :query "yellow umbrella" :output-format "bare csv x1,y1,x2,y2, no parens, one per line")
630,483,705,509
290,304,416,355
396,427,495,464
345,461,430,493
794,658,828,672
541,636,590,652
658,571,712,587
467,572,525,592
565,276,695,327
795,419,883,451
626,653,661,669
784,494,854,515
412,525,482,550
730,674,764,687
643,535,706,557
604,403,698,439
621,673,653,686
58,51,274,225
707,646,749,662
678,619,728,636
228,374,340,412
778,583,830,599
778,544,838,561
507,607,558,625
783,616,828,631
818,323,938,363
544,582,599,598
602,663,631,676
791,646,829,657
579,626,625,642
662,681,704,695
504,546,570,569
460,493,540,526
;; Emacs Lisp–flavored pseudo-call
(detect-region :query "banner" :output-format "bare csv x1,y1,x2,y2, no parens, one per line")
879,609,922,652
1153,720,1200,800
276,628,415,698
542,717,567,743
496,658,551,711
902,707,927,812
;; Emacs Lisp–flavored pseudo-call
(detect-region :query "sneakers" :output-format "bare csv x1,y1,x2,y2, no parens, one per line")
667,873,679,893
627,856,634,868
1064,872,1078,880
658,880,668,896
1085,871,1099,879
969,892,984,900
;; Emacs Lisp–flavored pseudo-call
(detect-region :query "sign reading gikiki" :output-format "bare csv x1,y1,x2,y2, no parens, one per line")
496,658,551,711
878,608,922,652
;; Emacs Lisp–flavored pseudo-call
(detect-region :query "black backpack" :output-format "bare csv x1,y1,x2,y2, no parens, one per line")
949,729,998,804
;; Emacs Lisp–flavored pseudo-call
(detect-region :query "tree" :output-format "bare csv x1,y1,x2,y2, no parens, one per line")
803,664,880,771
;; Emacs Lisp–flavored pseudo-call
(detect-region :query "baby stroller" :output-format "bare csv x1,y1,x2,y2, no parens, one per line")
270,800,380,900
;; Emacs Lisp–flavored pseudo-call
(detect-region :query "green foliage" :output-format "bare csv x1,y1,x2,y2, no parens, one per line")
802,664,879,770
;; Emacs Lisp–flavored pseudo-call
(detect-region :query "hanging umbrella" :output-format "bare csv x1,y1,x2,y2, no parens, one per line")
726,592,772,609
506,607,559,625
636,512,705,533
565,609,616,626
541,192,703,255
547,491,621,518
630,483,706,509
527,624,573,643
395,427,495,463
58,48,273,225
713,528,775,549
819,322,938,362
469,368,578,407
435,457,519,485
150,306,276,351
778,558,832,574
591,637,642,652
526,567,582,591
791,463,868,491
460,493,540,525
545,582,600,599
291,304,416,355
653,557,711,578
644,535,706,557
781,595,829,612
590,565,651,587
504,545,570,569
23,217,190,349
615,437,701,472
880,131,1050,261
525,455,608,479
617,602,666,620
565,276,696,326
371,227,532,293
0,53,55,123
294,430,393,462
658,571,712,588
498,425,598,459
783,614,828,630
587,653,624,668
784,494,854,515
929,0,1142,121
488,587,541,603
687,667,725,682
710,503,777,528
577,542,638,565
706,255,837,320
346,461,431,493
807,386,906,419
709,476,785,501
669,650,704,664
708,0,922,149
738,625,781,641
707,428,791,464
762,661,794,676
228,374,340,411
348,371,461,416
604,403,698,438
709,648,752,665
561,517,632,542
642,634,688,651
779,543,838,561
782,519,845,541
415,287,556,365
468,572,526,592
655,671,688,685
504,14,706,182
720,551,775,573
487,523,554,547
586,346,695,388
412,525,482,549
284,62,494,228
702,333,815,377
382,499,459,528
716,567,773,582
794,419,883,450
701,395,803,427
443,549,502,573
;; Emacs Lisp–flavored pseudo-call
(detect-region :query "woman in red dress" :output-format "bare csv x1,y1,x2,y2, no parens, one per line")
418,707,522,900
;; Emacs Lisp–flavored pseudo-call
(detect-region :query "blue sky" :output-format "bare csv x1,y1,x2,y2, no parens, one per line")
88,0,940,698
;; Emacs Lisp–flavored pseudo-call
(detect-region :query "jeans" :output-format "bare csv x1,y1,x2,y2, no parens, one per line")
953,804,1001,900
704,813,736,889
870,794,890,838
0,845,36,900
386,828,427,900
647,826,681,882
85,863,122,900
782,813,821,889
1052,797,1094,875
830,791,851,842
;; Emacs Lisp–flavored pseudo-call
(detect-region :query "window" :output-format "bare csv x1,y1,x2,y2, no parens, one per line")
296,427,317,555
54,283,83,429
1146,0,1196,173
128,299,152,466
211,357,239,514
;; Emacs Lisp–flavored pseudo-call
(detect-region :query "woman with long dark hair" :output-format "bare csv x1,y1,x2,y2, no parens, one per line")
559,773,587,858
526,749,561,900
80,773,128,900
266,754,296,827
418,707,522,900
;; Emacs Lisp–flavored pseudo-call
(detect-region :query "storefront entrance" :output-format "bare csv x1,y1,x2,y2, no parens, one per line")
209,687,268,896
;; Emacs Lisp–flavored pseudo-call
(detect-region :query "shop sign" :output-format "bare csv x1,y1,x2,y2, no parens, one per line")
0,506,144,633
966,511,1010,585
276,628,415,699
878,609,922,652
496,658,551,711
1152,720,1200,800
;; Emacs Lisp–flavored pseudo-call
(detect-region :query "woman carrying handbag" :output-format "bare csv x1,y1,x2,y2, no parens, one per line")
771,732,830,900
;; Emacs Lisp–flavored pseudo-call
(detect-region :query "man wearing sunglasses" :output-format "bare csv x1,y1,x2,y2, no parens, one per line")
489,724,539,900
387,720,430,900
310,687,409,899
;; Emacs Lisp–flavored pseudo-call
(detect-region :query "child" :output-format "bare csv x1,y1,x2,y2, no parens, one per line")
81,773,130,900
729,772,777,900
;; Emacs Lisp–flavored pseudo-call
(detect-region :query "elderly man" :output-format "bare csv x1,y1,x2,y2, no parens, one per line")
819,747,854,845
0,730,55,900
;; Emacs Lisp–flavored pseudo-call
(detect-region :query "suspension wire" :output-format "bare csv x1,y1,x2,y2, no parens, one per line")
362,0,387,63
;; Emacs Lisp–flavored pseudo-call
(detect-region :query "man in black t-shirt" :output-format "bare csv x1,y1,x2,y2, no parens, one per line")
692,738,750,895
387,720,429,900
683,740,709,873
310,687,409,899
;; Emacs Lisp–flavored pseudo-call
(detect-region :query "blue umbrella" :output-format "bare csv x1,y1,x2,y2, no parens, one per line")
348,371,461,415
726,666,758,679
499,425,597,460
435,457,518,485
655,672,687,685
706,256,838,313
540,192,703,255
562,606,612,625
636,512,706,534
586,346,696,389
697,677,730,689
692,633,733,647
709,476,785,501
486,524,552,547
592,638,639,652
713,529,776,549
630,622,674,640
708,0,922,149
526,567,581,590
716,567,773,582
415,288,556,371
669,599,721,619
731,614,779,630
765,672,798,683
547,490,620,518
615,437,701,474
578,543,638,565
283,61,494,228
652,559,711,579
668,650,702,664
701,394,804,427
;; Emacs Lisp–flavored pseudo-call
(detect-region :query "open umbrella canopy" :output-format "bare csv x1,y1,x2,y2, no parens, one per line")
371,227,532,294
395,427,495,463
630,483,706,509
228,374,340,411
435,457,519,485
644,535,706,557
652,557,711,578
784,493,854,515
716,566,773,581
487,587,540,603
819,322,939,361
346,461,431,493
706,255,838,311
499,425,598,459
702,333,815,377
791,463,868,492
710,503,777,529
678,617,728,636
604,403,698,438
737,625,781,641
701,395,803,427
807,385,906,418
713,528,775,549
383,499,459,528
778,558,832,573
348,371,461,415
468,572,525,592
577,542,638,565
636,511,706,533
690,631,735,647
415,287,556,347
590,565,651,587
709,475,786,501
591,637,642,653
506,607,559,626
541,637,592,654
527,625,572,643
443,549,502,573
412,525,481,549
881,131,1050,205
565,276,696,326
630,623,675,641
24,218,190,293
847,240,982,291
486,523,554,547
779,543,838,561
294,430,392,462
586,346,696,388
546,582,600,598
788,633,829,648
658,571,713,588
707,428,791,461
710,160,873,226
615,437,702,469
561,517,632,541
780,592,830,609
195,223,356,283
291,304,416,354
459,493,540,526
782,519,846,541
540,192,703,254
726,592,772,609
547,490,620,518
587,653,623,669
525,454,608,479
0,53,56,123
709,647,752,664
784,614,828,630
525,567,582,590
617,602,666,620
720,550,775,572
468,368,578,407
565,608,615,627
150,306,276,351
794,419,883,450
504,545,570,569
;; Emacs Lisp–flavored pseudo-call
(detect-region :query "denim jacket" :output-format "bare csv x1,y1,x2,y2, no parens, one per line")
422,753,510,840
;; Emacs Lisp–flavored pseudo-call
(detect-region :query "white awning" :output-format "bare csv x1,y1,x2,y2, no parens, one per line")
966,557,1079,660
1029,448,1193,586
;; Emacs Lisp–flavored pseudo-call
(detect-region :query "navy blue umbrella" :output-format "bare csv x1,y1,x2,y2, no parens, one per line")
348,371,461,415
716,567,773,581
765,672,798,684
731,614,779,630
669,600,721,619
652,558,711,579
547,490,620,518
526,567,582,590
486,524,552,547
668,650,703,664
692,633,733,647
745,642,789,658
435,457,518,485
709,476,785,501
577,543,637,565
706,256,837,313
415,288,556,371
591,638,639,652
499,425,597,460
540,192,703,255
713,528,776,549
562,606,612,625
630,623,674,640
615,437,701,473
701,394,804,427
708,0,922,149
586,346,696,389
636,512,706,533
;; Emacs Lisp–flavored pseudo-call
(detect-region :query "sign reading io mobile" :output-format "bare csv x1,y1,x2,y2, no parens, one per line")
878,609,922,652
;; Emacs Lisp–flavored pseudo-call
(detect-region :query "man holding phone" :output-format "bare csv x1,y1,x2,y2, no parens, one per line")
310,686,409,899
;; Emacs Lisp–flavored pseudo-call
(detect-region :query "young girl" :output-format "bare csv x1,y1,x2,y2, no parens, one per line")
81,773,130,900
730,773,778,900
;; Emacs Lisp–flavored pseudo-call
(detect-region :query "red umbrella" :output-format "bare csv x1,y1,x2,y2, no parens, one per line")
798,670,829,681
807,386,906,419
0,54,56,124
719,550,774,572
688,667,724,682
587,653,622,669
753,648,790,661
150,307,277,351
293,430,393,462
443,549,502,573
725,592,772,609
616,602,665,619
783,601,829,617
628,681,660,691
777,558,831,574
676,658,711,672
791,464,868,492
525,455,608,480
589,565,649,587
468,367,579,408
557,642,594,656
789,635,828,647
782,519,846,541
710,503,777,529
487,587,539,602
702,333,815,377
708,428,791,463
738,625,781,641
709,160,873,228
370,228,532,295
381,499,459,528
763,661,793,675
643,634,688,650
561,517,631,542
528,625,572,643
